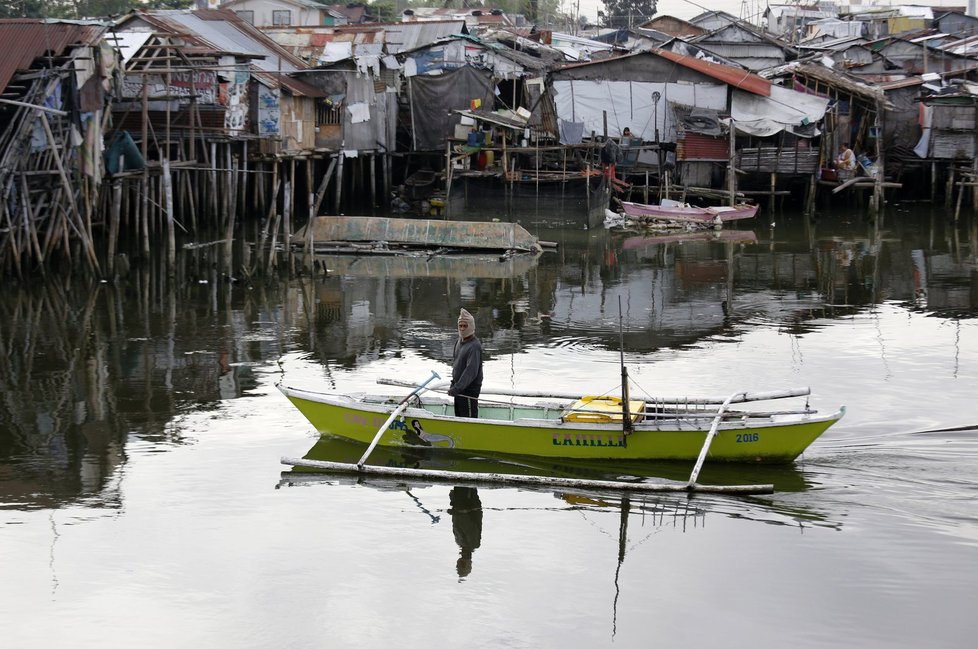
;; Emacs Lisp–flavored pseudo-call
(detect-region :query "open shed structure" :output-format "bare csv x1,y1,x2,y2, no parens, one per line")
0,19,114,276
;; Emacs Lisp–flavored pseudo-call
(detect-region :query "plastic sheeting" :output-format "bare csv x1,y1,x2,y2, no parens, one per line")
552,79,830,141
551,79,727,142
730,85,829,137
408,66,495,151
341,73,396,152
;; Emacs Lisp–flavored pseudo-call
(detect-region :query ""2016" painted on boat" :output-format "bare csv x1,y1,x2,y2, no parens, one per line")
552,433,626,448
736,433,760,443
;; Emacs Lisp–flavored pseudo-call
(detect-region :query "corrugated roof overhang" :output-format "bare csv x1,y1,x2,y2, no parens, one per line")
0,19,107,93
655,49,771,96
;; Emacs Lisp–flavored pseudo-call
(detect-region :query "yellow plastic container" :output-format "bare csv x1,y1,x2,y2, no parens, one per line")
563,396,645,423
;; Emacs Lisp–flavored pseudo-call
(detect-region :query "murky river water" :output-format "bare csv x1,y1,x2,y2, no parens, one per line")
2,202,977,647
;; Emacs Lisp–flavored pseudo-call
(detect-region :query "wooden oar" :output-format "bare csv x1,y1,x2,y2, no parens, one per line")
357,370,440,468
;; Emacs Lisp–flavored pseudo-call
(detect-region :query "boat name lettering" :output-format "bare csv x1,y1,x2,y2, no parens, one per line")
736,432,759,443
342,412,400,430
551,433,626,448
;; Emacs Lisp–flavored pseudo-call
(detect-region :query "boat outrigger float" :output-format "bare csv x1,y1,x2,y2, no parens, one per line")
279,374,844,495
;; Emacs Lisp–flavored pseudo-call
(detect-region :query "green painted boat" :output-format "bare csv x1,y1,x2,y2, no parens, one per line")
278,382,844,464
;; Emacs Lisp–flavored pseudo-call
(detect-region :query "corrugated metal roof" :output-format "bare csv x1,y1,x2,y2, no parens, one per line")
381,20,467,53
131,10,307,73
0,19,107,93
253,70,326,97
655,49,771,96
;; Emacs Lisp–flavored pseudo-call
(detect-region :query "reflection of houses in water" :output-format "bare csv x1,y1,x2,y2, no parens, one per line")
302,216,978,367
0,270,280,510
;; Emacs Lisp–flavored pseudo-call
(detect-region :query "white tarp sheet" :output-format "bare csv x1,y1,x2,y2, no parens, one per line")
552,80,726,143
114,31,153,64
731,85,829,137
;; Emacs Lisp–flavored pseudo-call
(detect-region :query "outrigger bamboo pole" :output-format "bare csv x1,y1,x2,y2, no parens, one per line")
377,378,810,405
357,370,440,468
687,391,745,488
281,458,774,495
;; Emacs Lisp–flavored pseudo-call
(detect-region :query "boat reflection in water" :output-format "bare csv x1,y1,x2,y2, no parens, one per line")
621,228,758,251
278,434,838,581
305,248,541,280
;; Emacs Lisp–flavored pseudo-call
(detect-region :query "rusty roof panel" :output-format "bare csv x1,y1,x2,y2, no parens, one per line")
655,49,770,96
0,19,107,93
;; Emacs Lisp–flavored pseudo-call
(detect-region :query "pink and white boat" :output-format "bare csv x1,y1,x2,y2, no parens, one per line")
621,199,759,226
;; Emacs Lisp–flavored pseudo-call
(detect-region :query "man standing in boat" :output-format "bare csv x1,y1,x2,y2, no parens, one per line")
449,308,483,418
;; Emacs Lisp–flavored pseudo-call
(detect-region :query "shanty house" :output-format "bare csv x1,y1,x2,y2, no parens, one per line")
688,10,740,31
933,11,978,37
764,4,838,42
686,21,797,72
262,19,468,64
0,19,118,272
547,50,827,187
636,15,705,38
914,88,978,160
112,9,325,155
219,0,347,27
392,35,547,151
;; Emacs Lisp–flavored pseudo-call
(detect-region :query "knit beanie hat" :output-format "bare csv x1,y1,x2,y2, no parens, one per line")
458,308,475,338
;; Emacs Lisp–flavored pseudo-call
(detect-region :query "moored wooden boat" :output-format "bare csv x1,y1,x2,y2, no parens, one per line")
293,216,542,254
621,199,759,226
278,381,843,465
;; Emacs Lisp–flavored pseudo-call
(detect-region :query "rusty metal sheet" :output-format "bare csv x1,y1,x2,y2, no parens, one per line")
298,216,540,252
0,20,106,93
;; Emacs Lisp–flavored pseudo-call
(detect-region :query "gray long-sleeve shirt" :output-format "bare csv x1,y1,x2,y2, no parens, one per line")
450,336,483,395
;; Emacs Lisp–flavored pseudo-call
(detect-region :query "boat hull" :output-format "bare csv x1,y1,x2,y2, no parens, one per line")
621,201,758,224
280,385,842,464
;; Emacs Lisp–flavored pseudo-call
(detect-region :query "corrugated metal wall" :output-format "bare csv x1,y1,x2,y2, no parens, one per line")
678,132,729,161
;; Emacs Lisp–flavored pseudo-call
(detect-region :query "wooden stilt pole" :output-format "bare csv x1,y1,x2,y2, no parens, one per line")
162,158,176,274
370,152,377,209
225,157,238,277
305,158,314,259
728,121,737,207
108,178,122,277
312,155,337,216
334,154,344,214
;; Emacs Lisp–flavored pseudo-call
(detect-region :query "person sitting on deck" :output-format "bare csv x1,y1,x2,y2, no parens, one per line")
449,308,483,418
836,142,856,171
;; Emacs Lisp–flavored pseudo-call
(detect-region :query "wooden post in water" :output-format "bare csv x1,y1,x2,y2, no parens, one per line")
225,157,238,277
312,155,336,216
445,141,454,219
210,141,219,217
241,141,249,222
728,120,737,207
305,158,314,259
872,102,884,214
334,154,344,214
141,78,150,260
370,152,377,208
382,153,390,207
108,177,122,277
279,161,292,273
162,158,176,273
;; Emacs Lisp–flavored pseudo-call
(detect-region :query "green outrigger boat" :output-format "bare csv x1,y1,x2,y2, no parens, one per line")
278,379,844,465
